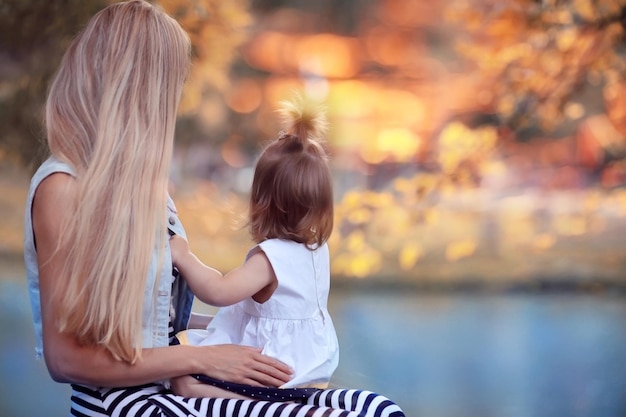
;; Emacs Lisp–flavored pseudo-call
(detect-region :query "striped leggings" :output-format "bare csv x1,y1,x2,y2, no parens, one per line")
70,383,405,417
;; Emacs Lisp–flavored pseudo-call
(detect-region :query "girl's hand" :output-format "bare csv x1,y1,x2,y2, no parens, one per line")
169,234,190,266
171,375,250,399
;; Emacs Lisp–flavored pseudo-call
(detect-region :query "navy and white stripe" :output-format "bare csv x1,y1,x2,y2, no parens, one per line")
149,389,404,417
306,389,405,417
70,383,165,417
70,385,405,417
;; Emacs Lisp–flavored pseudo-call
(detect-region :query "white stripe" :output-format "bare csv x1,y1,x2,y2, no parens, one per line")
180,396,206,417
261,401,284,416
72,393,105,408
317,389,331,406
236,399,252,416
381,402,404,417
364,393,385,415
123,400,158,417
223,399,238,417
71,390,108,417
183,397,198,416
70,402,108,417
342,389,358,411
354,391,371,415
191,397,210,416
103,385,161,411
294,405,316,417
248,401,267,417
214,398,227,417
110,395,140,417
276,402,300,416
101,390,125,410
328,389,343,408
150,396,190,417
177,397,196,417
311,407,331,417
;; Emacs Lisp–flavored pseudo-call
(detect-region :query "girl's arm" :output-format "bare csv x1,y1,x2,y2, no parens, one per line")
33,173,291,388
170,235,277,307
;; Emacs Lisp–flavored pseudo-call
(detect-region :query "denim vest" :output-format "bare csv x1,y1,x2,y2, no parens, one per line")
23,157,193,359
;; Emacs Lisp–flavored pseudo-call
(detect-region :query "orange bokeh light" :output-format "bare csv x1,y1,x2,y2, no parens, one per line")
243,31,360,79
226,78,263,114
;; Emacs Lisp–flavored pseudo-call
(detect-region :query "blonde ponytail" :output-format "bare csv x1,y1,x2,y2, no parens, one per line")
277,93,328,143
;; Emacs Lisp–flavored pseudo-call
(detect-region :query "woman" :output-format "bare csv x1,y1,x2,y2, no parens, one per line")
24,1,405,416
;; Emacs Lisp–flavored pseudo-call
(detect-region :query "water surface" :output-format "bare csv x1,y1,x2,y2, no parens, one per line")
2,279,625,416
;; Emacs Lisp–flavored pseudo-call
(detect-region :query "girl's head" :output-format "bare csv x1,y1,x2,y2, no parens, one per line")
249,95,333,248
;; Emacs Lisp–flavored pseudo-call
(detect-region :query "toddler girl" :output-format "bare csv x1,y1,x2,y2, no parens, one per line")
170,95,338,399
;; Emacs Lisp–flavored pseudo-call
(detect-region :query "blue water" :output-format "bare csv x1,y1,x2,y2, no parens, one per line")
1,279,625,417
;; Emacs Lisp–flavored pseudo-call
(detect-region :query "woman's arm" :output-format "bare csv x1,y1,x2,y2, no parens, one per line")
33,173,292,388
170,235,277,307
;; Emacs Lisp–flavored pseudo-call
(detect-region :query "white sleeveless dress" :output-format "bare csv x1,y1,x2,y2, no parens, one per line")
186,239,339,388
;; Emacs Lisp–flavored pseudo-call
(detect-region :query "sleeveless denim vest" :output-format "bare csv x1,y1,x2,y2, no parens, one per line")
24,157,193,359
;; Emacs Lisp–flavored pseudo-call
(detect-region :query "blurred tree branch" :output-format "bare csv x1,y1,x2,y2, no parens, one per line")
159,0,251,116
0,0,251,170
0,0,109,170
447,0,626,138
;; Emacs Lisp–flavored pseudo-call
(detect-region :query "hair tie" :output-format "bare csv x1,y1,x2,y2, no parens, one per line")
278,131,288,140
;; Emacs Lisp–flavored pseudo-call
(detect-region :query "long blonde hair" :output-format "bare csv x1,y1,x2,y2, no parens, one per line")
45,0,191,363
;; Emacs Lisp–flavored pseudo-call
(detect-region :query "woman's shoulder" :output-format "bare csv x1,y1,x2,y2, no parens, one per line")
34,156,76,178
33,172,77,218
37,171,76,194
29,170,78,259
29,157,76,201
29,157,75,193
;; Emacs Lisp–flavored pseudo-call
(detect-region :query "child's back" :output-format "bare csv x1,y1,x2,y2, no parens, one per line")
188,239,338,388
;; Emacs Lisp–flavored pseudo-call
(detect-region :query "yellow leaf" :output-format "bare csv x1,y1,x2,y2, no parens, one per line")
554,215,586,236
556,28,577,52
399,243,423,270
573,0,596,21
346,231,366,252
423,209,439,225
362,191,395,208
347,208,372,224
445,239,477,262
341,191,364,209
532,233,555,251
347,250,382,278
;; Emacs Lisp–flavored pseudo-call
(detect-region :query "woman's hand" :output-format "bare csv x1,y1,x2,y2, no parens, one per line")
194,344,293,388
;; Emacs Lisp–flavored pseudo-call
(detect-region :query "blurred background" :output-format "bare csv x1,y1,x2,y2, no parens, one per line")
1,0,626,416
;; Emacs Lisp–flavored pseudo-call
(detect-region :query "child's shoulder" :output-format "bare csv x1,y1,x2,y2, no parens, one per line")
258,238,312,252
255,239,328,260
